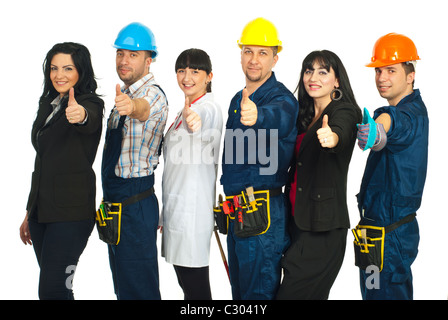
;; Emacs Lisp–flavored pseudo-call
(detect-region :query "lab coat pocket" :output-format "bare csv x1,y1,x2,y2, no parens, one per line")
163,193,189,232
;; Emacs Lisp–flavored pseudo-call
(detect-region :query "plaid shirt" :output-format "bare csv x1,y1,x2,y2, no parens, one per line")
107,73,168,178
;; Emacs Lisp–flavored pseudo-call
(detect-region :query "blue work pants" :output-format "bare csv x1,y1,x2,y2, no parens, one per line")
107,191,160,300
226,194,290,300
359,219,419,300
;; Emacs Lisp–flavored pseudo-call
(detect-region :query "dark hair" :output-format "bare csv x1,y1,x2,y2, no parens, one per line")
175,48,212,92
295,50,360,133
402,62,416,88
41,42,99,99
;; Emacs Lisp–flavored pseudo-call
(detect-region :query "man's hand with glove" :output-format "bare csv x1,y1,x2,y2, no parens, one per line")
357,108,388,152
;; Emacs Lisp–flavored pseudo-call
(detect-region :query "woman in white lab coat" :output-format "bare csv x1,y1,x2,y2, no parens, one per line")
161,49,223,300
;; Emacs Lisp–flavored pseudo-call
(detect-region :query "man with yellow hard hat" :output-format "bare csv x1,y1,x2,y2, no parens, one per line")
355,33,428,300
220,17,298,299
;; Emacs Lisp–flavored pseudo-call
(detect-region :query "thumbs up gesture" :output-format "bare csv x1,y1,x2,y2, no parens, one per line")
66,88,86,124
115,84,135,116
240,88,258,126
182,96,201,132
317,115,339,148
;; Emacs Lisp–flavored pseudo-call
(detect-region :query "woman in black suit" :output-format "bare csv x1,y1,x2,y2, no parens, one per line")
277,50,362,300
19,42,104,299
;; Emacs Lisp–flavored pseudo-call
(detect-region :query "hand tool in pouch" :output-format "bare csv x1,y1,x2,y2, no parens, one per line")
246,186,258,211
234,195,243,231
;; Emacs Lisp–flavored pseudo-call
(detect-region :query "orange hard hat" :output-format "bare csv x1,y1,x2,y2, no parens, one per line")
366,33,420,68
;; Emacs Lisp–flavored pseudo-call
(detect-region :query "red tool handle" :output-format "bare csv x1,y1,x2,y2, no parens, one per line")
234,196,243,229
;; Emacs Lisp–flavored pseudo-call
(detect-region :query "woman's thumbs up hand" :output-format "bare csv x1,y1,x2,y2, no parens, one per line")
317,115,339,148
182,96,202,132
66,88,87,124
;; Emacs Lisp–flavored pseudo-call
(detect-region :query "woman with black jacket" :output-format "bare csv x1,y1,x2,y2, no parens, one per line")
277,50,362,300
19,42,104,299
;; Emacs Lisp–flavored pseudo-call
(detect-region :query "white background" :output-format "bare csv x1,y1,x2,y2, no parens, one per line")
1,0,446,300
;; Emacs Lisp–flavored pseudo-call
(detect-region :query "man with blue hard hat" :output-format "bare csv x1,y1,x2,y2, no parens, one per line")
100,22,168,299
355,33,428,300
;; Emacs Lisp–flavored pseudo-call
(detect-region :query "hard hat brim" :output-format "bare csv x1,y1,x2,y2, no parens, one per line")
113,43,158,58
237,42,283,53
366,57,420,68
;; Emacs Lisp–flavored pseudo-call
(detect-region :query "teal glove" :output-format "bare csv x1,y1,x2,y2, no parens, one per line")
357,108,377,151
357,108,387,151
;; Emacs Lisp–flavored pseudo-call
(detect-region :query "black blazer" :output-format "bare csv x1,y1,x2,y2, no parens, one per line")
292,100,361,232
26,93,104,223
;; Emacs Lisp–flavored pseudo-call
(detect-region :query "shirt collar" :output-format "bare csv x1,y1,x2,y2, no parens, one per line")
252,72,276,94
124,73,155,96
395,89,420,107
245,72,276,101
51,95,64,109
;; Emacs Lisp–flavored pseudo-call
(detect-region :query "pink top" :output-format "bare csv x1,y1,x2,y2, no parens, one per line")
289,133,306,216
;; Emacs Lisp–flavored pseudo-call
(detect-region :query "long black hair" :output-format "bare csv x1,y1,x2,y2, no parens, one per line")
41,42,99,100
296,50,360,133
175,48,213,92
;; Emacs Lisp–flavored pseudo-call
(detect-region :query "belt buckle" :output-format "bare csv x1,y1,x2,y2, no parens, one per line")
105,202,122,214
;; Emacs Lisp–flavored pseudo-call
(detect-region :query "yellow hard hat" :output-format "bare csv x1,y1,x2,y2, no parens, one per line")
237,18,282,52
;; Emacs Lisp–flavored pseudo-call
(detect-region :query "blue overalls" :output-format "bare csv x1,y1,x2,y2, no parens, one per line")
221,73,299,299
102,114,161,300
357,89,428,300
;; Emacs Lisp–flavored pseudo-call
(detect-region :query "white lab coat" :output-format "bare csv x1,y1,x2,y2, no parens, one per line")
161,93,223,267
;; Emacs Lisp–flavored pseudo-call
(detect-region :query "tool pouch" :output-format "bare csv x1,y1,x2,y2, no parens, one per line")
95,187,155,245
96,201,122,245
213,201,228,235
232,190,271,238
352,225,385,272
352,213,416,273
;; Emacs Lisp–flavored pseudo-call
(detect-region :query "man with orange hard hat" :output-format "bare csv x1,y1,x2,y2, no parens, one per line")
355,33,428,300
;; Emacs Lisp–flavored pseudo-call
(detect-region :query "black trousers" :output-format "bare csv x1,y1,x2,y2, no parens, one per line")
276,225,347,300
28,218,94,300
174,265,212,300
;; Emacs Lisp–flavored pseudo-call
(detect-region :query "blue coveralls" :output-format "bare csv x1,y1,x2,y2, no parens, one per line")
221,73,299,299
357,89,428,300
102,114,161,300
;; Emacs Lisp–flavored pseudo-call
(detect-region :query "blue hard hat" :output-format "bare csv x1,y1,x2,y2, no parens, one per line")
113,22,158,58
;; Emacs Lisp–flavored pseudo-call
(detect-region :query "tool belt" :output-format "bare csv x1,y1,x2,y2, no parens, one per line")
352,213,416,272
213,187,282,238
95,187,155,245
